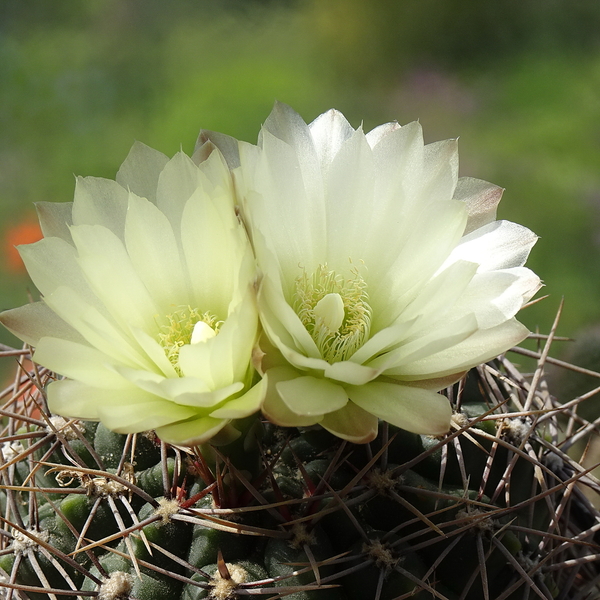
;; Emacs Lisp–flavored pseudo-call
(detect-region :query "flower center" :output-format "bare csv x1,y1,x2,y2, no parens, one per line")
158,306,221,373
293,264,372,363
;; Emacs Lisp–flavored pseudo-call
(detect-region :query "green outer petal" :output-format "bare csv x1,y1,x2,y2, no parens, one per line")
320,401,378,443
0,302,85,347
261,366,321,427
276,376,348,416
347,381,452,435
210,377,267,419
156,416,228,446
35,201,73,242
18,236,96,303
323,361,381,386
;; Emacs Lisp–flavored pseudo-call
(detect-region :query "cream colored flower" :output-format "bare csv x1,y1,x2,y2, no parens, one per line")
0,142,264,446
218,103,541,443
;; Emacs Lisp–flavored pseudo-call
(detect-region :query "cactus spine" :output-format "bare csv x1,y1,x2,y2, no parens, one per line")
1,332,600,600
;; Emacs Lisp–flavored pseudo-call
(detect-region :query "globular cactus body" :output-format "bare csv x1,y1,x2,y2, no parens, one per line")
1,349,600,599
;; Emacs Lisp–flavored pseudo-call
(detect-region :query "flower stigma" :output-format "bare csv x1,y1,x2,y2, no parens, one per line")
293,264,372,363
158,306,222,374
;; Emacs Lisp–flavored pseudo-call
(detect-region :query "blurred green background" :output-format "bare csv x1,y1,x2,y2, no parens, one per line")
2,0,600,363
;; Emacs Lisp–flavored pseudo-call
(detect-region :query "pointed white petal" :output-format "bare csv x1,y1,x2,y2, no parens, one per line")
389,318,529,380
371,313,478,372
324,129,376,261
365,121,401,148
309,108,355,167
124,193,190,312
72,176,129,239
444,220,538,272
195,130,241,169
451,267,542,329
116,141,169,203
454,177,503,235
156,151,201,231
71,224,159,334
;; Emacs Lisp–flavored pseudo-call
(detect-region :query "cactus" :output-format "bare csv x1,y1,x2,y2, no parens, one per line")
1,333,600,600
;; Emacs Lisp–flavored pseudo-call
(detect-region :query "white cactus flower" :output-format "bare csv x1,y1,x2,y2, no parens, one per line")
220,103,541,443
0,142,265,446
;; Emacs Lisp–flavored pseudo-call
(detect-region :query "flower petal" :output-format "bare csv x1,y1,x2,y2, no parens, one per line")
18,237,97,304
71,224,159,334
124,193,190,312
261,366,322,427
308,108,355,168
195,130,241,169
44,286,153,370
155,151,201,232
33,337,126,389
72,176,129,240
319,401,378,443
0,301,84,347
323,360,381,386
35,201,73,242
210,377,267,419
276,375,348,416
156,416,229,446
347,381,452,435
116,141,169,203
443,220,538,272
389,318,529,380
454,177,503,235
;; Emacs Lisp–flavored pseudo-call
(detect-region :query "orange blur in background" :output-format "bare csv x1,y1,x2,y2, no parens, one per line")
4,217,42,273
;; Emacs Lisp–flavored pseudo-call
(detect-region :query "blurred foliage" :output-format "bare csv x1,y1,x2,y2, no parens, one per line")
307,0,600,81
2,0,600,367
